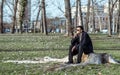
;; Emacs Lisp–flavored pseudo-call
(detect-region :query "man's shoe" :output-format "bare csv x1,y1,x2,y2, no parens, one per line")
77,60,81,63
76,61,81,64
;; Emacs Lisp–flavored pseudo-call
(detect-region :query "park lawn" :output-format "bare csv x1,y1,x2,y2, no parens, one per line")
0,33,120,75
0,34,70,51
0,50,120,75
0,33,120,51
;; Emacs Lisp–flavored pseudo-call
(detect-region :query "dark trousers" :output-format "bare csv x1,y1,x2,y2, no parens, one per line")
68,44,83,63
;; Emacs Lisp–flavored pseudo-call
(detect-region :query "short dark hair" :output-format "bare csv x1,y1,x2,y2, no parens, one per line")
76,26,84,31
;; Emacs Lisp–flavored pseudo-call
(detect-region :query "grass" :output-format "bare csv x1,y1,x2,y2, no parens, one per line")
0,33,120,51
0,33,120,75
0,50,120,75
0,34,70,51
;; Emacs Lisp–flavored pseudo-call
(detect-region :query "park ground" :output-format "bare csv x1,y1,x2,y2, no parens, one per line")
0,33,120,75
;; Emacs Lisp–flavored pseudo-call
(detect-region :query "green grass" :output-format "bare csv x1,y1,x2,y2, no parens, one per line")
0,33,120,75
0,33,120,51
0,50,120,75
0,34,70,51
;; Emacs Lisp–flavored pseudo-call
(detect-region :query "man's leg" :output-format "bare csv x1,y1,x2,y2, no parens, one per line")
68,45,78,63
77,46,83,63
68,45,74,63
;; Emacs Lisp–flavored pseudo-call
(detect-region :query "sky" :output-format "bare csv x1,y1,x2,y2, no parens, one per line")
29,0,94,21
2,0,107,22
31,0,73,21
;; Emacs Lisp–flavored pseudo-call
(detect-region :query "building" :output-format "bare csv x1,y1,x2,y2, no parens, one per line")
104,2,119,14
104,1,119,33
71,4,108,32
31,17,67,33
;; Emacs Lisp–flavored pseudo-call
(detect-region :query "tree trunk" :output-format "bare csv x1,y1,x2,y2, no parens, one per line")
108,0,118,36
19,0,28,34
118,0,120,37
75,0,78,27
108,1,112,35
78,0,83,26
12,0,18,34
85,0,91,32
42,0,48,35
40,11,44,33
0,0,4,33
64,0,73,36
35,5,41,33
108,0,112,36
92,0,95,33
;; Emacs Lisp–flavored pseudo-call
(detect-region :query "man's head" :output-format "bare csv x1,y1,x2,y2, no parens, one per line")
76,26,84,34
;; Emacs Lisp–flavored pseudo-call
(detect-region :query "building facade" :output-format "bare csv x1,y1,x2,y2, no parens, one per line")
71,3,116,32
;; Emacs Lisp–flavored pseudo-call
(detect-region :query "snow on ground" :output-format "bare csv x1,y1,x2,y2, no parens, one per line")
3,56,68,64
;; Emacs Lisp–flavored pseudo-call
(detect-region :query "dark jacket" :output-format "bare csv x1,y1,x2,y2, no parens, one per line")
80,31,94,54
71,31,94,54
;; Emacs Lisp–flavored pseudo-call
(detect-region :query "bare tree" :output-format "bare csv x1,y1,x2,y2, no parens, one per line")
4,0,14,15
34,2,41,33
64,0,73,36
78,0,83,26
108,0,112,36
51,0,64,13
85,0,91,32
12,0,18,34
0,0,4,33
76,0,83,26
40,10,44,33
118,0,120,37
19,0,28,33
92,0,95,33
75,0,78,27
108,0,118,36
41,0,48,35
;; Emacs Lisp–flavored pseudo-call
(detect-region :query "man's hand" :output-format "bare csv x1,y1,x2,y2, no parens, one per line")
71,46,76,52
71,33,79,38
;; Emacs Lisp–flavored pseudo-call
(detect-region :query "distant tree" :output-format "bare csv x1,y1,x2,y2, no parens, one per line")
75,0,83,27
108,0,112,36
12,0,18,34
41,0,48,35
51,0,64,13
92,0,95,33
108,0,118,36
19,0,28,33
85,0,91,32
35,2,41,33
75,0,78,27
40,11,44,33
64,0,73,36
78,0,83,26
118,0,120,37
0,0,4,33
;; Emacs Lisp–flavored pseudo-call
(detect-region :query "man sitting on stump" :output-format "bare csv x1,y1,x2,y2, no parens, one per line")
67,26,94,64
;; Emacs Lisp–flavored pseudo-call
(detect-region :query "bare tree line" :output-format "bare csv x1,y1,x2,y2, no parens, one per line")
0,0,120,37
0,0,48,35
0,0,4,33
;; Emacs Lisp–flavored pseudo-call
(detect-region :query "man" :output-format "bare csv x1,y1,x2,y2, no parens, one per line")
67,26,94,64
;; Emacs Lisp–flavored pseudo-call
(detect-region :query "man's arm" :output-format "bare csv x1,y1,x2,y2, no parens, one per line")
80,33,88,48
71,34,79,45
77,33,88,63
77,44,84,63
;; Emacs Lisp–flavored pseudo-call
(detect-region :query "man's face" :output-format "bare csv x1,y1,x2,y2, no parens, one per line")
76,27,82,34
